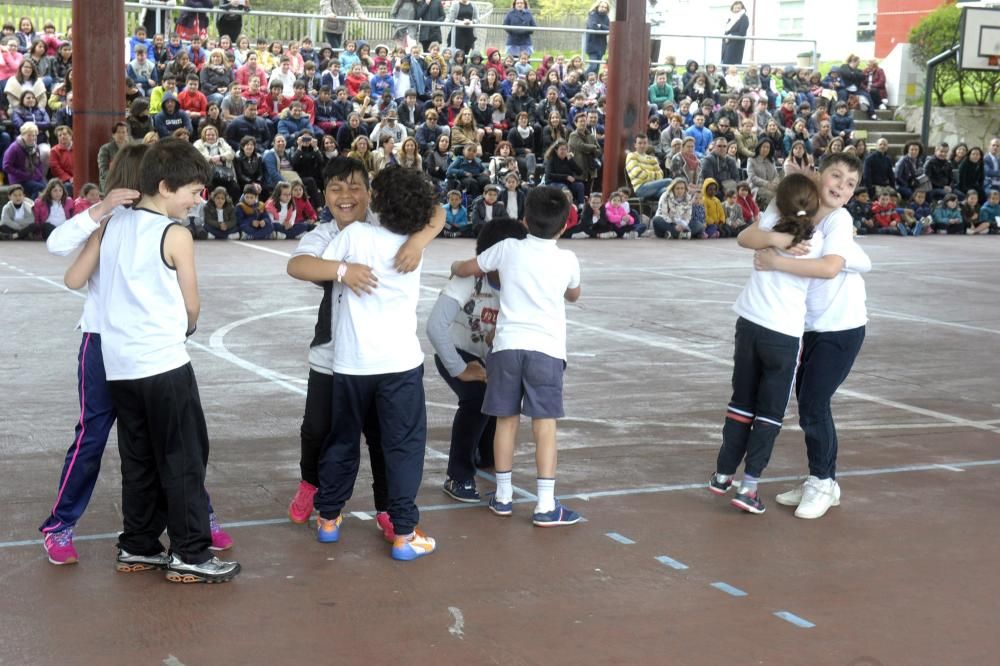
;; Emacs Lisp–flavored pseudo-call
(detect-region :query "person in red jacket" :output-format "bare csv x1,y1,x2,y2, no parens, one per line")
49,125,75,194
177,76,209,123
279,80,317,125
735,181,760,225
290,181,318,223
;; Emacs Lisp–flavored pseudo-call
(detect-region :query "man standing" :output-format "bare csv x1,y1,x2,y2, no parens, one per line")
320,0,367,51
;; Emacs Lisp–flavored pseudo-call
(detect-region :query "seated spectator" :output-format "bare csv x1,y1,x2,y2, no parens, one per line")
747,139,779,202
871,189,905,234
163,50,196,89
425,132,453,185
469,184,506,232
721,188,744,237
346,134,375,177
265,181,311,240
931,193,964,235
72,183,101,215
49,124,73,194
959,190,980,232
734,181,760,228
335,112,366,153
372,134,398,173
5,58,46,110
958,146,986,202
12,91,51,142
197,103,228,141
226,100,271,151
32,177,74,240
893,141,925,200
978,188,1000,234
195,124,239,200
847,188,874,234
699,137,740,191
234,136,266,196
153,93,193,137
544,139,584,205
277,101,316,141
0,185,35,240
262,133,297,191
289,180,318,223
2,122,46,198
202,186,239,239
604,190,646,238
148,76,178,116
733,117,757,164
700,178,725,235
830,101,854,140
652,177,694,239
783,139,815,177
450,106,483,157
127,45,156,96
369,108,406,146
863,137,894,196
200,48,234,105
670,137,699,185
684,113,713,157
442,189,473,237
126,97,153,140
922,142,954,202
178,76,209,122
446,143,489,197
627,134,670,199
864,59,887,111
235,185,274,240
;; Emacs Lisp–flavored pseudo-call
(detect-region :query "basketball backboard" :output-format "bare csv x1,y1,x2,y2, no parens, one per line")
959,6,1000,71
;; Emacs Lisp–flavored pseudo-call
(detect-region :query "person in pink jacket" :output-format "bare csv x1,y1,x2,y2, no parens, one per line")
33,178,75,240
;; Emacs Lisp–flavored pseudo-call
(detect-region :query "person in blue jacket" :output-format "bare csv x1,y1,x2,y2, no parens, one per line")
503,0,537,58
584,0,610,74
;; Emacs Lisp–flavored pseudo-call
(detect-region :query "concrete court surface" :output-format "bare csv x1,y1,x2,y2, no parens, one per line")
1,234,999,665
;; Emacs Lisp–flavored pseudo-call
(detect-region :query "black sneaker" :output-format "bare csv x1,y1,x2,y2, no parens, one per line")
442,478,481,503
708,473,734,496
115,548,170,573
165,554,241,584
731,488,766,514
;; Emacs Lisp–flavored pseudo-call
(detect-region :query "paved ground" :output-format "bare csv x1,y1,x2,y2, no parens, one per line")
1,234,998,665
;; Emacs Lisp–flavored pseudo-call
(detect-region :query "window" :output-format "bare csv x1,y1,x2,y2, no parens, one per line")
778,0,805,39
857,0,876,42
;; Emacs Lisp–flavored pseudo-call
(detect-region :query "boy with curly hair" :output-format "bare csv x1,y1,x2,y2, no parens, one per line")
314,165,445,561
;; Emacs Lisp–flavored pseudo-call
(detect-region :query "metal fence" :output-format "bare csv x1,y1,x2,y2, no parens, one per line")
2,0,816,68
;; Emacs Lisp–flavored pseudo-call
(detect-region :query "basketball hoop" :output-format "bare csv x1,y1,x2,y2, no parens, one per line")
990,55,1000,67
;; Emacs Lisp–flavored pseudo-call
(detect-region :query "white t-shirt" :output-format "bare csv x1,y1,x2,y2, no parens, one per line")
476,235,581,360
444,275,500,361
756,203,870,333
321,223,424,375
98,208,190,380
733,211,825,339
47,201,68,227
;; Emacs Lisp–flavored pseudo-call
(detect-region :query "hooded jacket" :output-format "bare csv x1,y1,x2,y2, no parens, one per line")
153,93,192,137
701,178,726,225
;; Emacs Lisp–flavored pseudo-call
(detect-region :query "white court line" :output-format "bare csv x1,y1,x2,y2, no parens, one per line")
2,456,998,550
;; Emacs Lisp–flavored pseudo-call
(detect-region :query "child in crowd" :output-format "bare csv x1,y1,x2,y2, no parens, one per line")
314,165,443,561
719,188,742,238
469,184,507,233
710,173,825,514
830,101,854,140
266,181,311,240
900,189,932,235
559,188,584,238
290,181,319,224
285,157,441,536
931,193,964,235
427,218,529,502
734,182,760,234
701,179,725,238
33,178,74,240
871,190,904,235
451,186,583,527
61,139,239,583
73,184,102,215
959,190,980,232
203,186,238,239
979,188,1000,234
652,178,696,239
846,189,873,234
605,190,647,238
582,192,617,239
0,185,35,240
235,184,273,239
443,189,473,237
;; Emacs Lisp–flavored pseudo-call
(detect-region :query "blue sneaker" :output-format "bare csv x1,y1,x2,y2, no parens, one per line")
442,478,481,503
487,493,513,516
532,502,582,527
391,528,436,561
316,515,342,543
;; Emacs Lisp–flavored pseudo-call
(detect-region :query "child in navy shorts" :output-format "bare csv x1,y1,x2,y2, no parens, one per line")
451,186,583,527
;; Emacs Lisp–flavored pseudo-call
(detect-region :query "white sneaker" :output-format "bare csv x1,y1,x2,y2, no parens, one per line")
879,103,887,110
794,477,841,519
571,231,590,239
775,478,809,506
598,231,617,239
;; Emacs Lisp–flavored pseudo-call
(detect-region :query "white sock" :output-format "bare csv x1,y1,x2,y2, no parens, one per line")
536,478,555,513
495,471,513,503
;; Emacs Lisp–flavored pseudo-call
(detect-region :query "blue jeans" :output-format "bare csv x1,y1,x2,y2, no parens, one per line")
634,178,670,200
434,350,495,483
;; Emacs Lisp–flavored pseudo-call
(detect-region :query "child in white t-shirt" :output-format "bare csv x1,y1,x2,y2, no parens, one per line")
451,186,583,527
313,164,445,562
709,173,824,515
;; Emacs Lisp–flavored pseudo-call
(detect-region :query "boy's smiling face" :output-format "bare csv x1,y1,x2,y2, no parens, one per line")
325,172,371,228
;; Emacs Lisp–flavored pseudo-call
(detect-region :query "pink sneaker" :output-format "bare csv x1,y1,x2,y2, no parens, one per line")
43,528,79,565
375,511,395,542
209,513,234,551
288,480,317,524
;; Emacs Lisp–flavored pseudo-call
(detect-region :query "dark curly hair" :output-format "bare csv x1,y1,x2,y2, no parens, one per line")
476,217,527,254
370,165,438,236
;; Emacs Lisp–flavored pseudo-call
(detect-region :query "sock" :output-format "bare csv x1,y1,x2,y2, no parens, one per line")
714,473,733,484
536,477,555,513
495,470,513,503
741,474,759,493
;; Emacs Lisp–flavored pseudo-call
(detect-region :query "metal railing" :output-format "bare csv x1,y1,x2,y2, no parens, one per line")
2,0,819,70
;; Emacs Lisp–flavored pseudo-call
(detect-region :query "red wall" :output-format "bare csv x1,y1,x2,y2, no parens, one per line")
875,0,947,58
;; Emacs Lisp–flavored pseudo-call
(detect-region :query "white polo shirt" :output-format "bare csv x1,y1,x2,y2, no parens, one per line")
476,235,581,360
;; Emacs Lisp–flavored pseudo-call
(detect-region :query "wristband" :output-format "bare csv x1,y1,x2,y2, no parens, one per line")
336,263,348,283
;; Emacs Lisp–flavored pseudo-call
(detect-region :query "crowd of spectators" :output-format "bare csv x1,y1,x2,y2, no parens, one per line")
1,4,998,241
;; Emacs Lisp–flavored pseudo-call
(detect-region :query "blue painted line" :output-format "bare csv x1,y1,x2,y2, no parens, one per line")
711,581,748,597
774,611,815,628
605,532,635,545
655,555,689,570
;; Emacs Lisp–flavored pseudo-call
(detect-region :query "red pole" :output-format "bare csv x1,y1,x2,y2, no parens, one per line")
601,0,651,197
72,0,126,190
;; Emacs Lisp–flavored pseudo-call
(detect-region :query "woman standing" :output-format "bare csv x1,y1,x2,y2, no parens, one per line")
503,0,537,58
415,0,446,51
218,0,251,42
176,0,214,42
446,0,480,56
721,1,749,66
391,0,418,49
584,0,610,74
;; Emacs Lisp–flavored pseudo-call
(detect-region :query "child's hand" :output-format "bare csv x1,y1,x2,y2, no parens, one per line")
785,240,811,255
342,262,378,296
456,360,487,383
394,239,423,273
90,188,141,221
753,248,780,271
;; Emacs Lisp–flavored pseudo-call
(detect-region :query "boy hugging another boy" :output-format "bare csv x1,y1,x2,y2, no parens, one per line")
451,186,583,527
314,165,445,561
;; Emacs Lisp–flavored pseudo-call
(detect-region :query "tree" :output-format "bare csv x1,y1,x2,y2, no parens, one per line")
534,0,594,20
909,3,962,105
